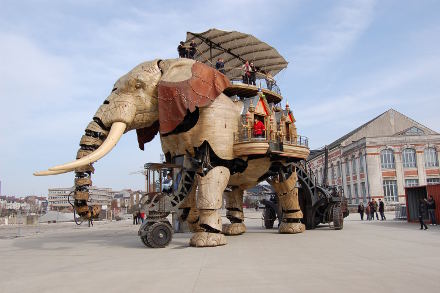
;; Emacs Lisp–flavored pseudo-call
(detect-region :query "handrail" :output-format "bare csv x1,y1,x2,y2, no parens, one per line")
234,126,308,148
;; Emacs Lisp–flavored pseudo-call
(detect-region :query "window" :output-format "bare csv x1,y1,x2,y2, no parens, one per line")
361,182,367,202
424,148,439,168
404,126,424,135
345,161,350,176
354,184,359,204
330,164,336,180
381,149,395,169
383,180,398,202
427,178,440,185
405,179,419,187
402,149,417,168
359,155,365,173
346,184,352,202
337,161,341,178
352,157,357,175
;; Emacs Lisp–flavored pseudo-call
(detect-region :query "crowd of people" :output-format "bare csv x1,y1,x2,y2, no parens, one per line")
177,40,197,59
357,195,437,230
357,198,386,221
176,42,276,90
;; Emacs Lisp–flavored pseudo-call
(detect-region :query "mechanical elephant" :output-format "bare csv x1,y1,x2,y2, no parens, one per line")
35,58,306,247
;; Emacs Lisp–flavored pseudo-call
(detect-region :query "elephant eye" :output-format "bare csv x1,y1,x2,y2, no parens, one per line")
112,88,117,92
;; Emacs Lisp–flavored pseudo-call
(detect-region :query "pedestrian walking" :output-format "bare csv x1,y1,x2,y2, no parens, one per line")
379,199,386,220
419,198,428,230
358,202,365,220
426,195,437,225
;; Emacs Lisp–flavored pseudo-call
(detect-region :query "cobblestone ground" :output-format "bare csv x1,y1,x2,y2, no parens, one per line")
0,210,439,293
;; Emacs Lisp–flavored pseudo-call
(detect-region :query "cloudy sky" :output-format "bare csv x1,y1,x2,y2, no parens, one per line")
1,0,439,196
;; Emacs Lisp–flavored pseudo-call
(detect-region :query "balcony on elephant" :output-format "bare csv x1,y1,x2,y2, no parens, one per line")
224,81,282,104
232,93,310,159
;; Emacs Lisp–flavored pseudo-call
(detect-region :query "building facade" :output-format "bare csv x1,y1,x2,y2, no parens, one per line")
48,186,115,211
308,109,440,205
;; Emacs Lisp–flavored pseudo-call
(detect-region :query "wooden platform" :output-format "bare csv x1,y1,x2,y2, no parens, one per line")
233,141,310,158
224,83,283,104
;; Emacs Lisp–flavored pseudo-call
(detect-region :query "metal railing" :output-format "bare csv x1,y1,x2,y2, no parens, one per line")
234,127,308,148
230,79,281,95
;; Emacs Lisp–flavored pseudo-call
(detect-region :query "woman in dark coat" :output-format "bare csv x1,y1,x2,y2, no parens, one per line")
358,203,364,220
419,198,428,230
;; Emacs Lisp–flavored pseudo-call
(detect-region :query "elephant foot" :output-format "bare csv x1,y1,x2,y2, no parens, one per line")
279,221,305,234
187,221,202,233
222,223,246,236
190,232,227,247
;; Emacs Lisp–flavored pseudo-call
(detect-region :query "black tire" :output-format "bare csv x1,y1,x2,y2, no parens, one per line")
139,221,155,247
332,205,343,230
264,207,275,229
146,222,173,248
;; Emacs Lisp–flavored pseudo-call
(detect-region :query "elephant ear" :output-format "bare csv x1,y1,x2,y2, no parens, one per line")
136,121,160,151
157,62,231,134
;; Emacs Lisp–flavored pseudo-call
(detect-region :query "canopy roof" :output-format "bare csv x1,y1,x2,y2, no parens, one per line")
185,29,288,81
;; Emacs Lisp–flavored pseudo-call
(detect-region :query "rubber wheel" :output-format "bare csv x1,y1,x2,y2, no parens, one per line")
140,221,155,248
146,222,173,248
332,205,343,230
264,207,275,229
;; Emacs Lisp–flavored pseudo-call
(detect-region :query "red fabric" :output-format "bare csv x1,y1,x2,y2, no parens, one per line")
136,62,231,150
157,62,231,134
253,120,265,136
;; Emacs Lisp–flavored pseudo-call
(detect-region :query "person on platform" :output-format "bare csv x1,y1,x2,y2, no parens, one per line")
419,198,428,230
177,41,187,58
249,62,257,85
253,118,266,138
264,71,275,91
242,61,251,84
426,195,437,225
378,199,386,220
215,58,226,75
358,202,365,220
188,41,197,59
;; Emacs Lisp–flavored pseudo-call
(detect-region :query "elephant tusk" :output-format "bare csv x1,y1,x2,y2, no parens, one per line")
33,169,74,176
49,122,127,171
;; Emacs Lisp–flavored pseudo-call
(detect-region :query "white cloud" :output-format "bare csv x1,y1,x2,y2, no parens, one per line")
292,0,375,72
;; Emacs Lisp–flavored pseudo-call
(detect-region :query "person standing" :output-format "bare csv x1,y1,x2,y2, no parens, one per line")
378,199,386,220
369,200,375,220
177,41,187,58
249,62,257,85
426,195,437,225
358,202,365,220
419,198,428,230
365,202,371,221
215,58,226,75
188,41,197,59
253,119,265,138
242,61,250,84
372,199,379,220
132,210,138,225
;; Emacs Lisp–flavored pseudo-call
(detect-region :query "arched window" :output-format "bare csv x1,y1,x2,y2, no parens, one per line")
424,147,439,168
380,149,395,169
402,148,417,168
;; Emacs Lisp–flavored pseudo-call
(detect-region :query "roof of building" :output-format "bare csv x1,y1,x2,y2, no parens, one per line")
309,108,439,160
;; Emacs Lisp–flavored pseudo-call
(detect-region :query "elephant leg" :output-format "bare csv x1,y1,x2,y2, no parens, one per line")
178,184,201,232
269,172,305,234
222,188,246,235
190,166,230,247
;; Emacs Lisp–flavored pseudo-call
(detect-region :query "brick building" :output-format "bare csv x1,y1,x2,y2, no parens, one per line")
308,109,440,205
48,186,115,211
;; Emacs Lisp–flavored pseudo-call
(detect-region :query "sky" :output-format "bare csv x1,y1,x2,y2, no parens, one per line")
0,0,439,196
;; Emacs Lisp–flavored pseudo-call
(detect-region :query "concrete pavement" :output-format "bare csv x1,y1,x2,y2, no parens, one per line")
1,211,439,293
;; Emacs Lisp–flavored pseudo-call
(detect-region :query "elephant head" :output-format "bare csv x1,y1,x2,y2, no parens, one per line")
34,58,230,219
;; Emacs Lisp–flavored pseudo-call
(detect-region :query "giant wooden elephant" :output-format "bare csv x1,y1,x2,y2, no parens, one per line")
35,58,309,247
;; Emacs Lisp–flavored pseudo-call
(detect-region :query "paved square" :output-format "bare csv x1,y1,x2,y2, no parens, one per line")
1,211,439,293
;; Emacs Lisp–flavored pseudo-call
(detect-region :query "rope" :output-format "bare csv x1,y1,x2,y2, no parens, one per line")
67,191,84,226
